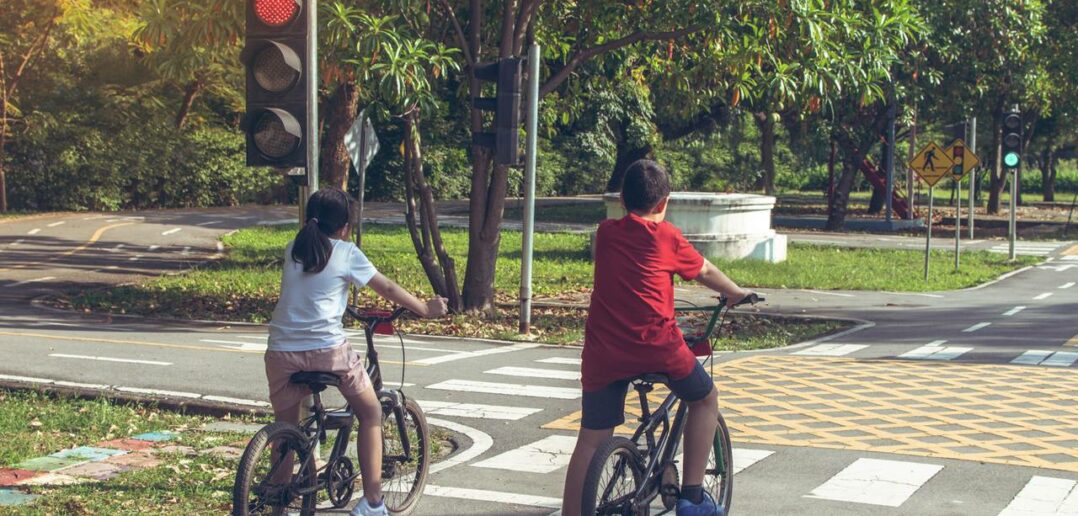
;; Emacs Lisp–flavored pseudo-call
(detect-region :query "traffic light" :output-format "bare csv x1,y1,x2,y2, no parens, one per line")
472,58,522,166
1002,110,1022,170
243,0,308,169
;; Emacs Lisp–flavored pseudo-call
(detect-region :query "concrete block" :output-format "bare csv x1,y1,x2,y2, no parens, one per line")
153,445,196,456
97,438,157,452
103,452,162,469
16,472,91,486
0,488,40,506
50,446,127,462
0,469,40,487
61,461,130,481
15,456,85,472
200,446,245,460
199,421,264,435
131,431,177,442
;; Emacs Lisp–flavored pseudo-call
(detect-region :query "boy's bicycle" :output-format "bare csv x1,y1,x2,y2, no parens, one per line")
581,293,763,515
233,306,430,516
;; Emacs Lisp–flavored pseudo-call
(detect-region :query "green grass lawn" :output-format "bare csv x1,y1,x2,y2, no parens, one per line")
56,224,1034,344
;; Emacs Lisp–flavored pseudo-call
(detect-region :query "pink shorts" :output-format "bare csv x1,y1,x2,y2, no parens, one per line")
264,342,372,413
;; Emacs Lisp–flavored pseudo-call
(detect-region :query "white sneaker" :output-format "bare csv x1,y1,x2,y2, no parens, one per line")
351,497,389,516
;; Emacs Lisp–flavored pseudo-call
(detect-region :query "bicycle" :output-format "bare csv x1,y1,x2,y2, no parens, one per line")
580,293,764,515
233,306,430,516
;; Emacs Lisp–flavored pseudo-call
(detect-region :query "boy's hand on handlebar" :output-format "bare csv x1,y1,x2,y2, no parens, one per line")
724,288,754,308
423,297,449,318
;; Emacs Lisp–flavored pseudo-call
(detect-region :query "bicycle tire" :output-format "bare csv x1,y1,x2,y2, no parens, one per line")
704,412,734,514
380,397,430,515
233,421,317,516
581,437,646,516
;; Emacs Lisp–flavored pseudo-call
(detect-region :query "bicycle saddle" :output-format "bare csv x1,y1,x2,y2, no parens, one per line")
632,373,671,385
289,372,341,393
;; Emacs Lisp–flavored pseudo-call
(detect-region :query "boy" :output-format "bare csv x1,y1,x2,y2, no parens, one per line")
561,160,751,516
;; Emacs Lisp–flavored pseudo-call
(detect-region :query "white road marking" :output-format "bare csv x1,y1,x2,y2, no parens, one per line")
806,458,942,507
109,244,125,252
418,400,541,420
10,239,24,246
472,435,576,473
998,476,1078,516
201,339,266,352
1060,282,1075,289
201,395,270,407
793,344,868,356
1043,352,1078,367
27,228,40,235
1003,306,1027,316
147,245,160,251
426,379,580,399
413,343,543,365
419,485,561,509
1062,256,1078,262
803,290,856,297
46,221,66,227
128,255,141,262
1012,350,1054,366
900,341,972,361
196,221,222,226
536,357,582,365
962,322,991,333
485,366,580,381
1039,264,1077,272
732,448,775,475
161,228,182,236
54,380,110,390
426,418,493,474
257,219,296,226
1034,292,1054,300
9,276,55,287
907,293,945,298
49,353,171,366
0,374,52,384
116,387,201,398
181,246,191,255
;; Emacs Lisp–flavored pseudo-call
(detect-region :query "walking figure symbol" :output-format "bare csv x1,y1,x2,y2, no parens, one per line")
924,149,937,171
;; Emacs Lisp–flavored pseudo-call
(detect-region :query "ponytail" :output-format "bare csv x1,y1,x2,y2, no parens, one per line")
290,188,352,273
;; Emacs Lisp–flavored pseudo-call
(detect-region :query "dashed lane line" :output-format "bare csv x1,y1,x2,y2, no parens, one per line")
46,221,66,227
962,322,991,333
1034,292,1054,300
195,221,222,226
413,343,542,365
1061,282,1075,289
1003,306,1026,316
161,228,182,236
27,228,40,235
536,357,581,365
9,276,55,287
48,353,171,366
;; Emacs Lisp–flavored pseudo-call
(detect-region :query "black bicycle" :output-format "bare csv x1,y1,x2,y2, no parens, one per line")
233,306,430,516
580,293,763,515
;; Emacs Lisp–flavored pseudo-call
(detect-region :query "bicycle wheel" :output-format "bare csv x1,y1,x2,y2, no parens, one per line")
704,412,734,514
233,421,317,516
380,398,430,515
581,437,646,516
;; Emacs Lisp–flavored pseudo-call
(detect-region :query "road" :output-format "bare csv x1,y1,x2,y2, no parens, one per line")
1,207,1076,515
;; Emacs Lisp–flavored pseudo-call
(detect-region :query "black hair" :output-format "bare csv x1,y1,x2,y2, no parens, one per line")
621,159,671,213
291,187,352,273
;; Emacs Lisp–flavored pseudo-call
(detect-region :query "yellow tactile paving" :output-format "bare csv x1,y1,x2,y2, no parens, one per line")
1061,244,1078,256
544,356,1078,472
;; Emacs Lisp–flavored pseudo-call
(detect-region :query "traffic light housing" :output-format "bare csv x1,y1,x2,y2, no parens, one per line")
1002,110,1022,170
472,58,522,166
243,0,308,169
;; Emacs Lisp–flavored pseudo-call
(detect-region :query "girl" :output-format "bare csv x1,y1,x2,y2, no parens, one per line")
265,187,447,516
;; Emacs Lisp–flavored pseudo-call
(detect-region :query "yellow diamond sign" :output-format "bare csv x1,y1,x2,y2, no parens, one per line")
943,139,980,181
909,141,954,187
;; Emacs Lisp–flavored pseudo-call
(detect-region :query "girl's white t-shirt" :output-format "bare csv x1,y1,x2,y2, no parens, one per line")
267,239,378,352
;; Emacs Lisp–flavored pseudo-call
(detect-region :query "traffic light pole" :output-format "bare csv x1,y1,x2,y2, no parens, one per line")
304,0,318,195
924,186,933,280
968,117,976,238
1009,169,1017,261
519,44,540,335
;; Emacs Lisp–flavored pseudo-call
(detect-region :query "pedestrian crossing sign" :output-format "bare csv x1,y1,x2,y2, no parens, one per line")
943,139,980,181
909,141,954,187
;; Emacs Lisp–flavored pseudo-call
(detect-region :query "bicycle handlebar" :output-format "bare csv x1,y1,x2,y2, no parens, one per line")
345,306,409,329
716,292,765,308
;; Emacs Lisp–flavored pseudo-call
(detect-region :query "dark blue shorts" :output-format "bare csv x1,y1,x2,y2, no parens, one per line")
580,361,715,430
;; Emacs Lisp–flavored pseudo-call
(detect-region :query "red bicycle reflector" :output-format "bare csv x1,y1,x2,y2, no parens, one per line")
360,310,396,335
254,0,300,27
687,335,712,357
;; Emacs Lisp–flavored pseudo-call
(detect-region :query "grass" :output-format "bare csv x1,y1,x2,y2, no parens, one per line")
2,389,453,514
55,225,1036,344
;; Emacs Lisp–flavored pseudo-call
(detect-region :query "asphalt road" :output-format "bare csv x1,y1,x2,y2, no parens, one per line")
1,206,1076,515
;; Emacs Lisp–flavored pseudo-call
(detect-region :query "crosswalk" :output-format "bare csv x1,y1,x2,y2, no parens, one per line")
987,242,1062,256
410,349,1078,515
794,341,1077,367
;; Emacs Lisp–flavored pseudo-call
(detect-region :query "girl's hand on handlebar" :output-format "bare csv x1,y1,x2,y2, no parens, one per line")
424,297,449,318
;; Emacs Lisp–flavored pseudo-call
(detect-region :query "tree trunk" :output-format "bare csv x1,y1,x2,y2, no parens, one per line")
1042,146,1057,202
826,159,859,230
827,139,836,209
988,102,1004,214
175,79,203,130
0,99,8,212
605,139,653,193
868,183,886,214
752,112,776,194
319,82,360,191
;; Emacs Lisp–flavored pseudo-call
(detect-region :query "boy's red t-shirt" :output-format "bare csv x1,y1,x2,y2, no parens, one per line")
581,213,705,392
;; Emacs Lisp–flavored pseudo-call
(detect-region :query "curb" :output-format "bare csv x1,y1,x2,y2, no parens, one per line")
0,379,271,419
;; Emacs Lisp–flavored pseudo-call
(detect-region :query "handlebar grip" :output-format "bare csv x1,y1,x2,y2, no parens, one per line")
717,293,765,307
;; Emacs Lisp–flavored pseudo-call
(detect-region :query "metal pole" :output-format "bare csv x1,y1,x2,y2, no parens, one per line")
304,0,319,195
954,177,961,271
885,98,896,225
519,43,540,335
925,186,933,280
968,117,976,238
1009,169,1017,260
907,111,917,219
355,117,367,248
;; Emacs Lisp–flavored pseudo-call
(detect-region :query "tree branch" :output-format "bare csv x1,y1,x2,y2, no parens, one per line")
438,0,475,66
512,0,542,55
539,26,701,97
7,11,59,100
499,0,517,58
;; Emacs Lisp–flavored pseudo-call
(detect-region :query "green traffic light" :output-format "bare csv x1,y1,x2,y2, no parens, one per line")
1004,152,1020,168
